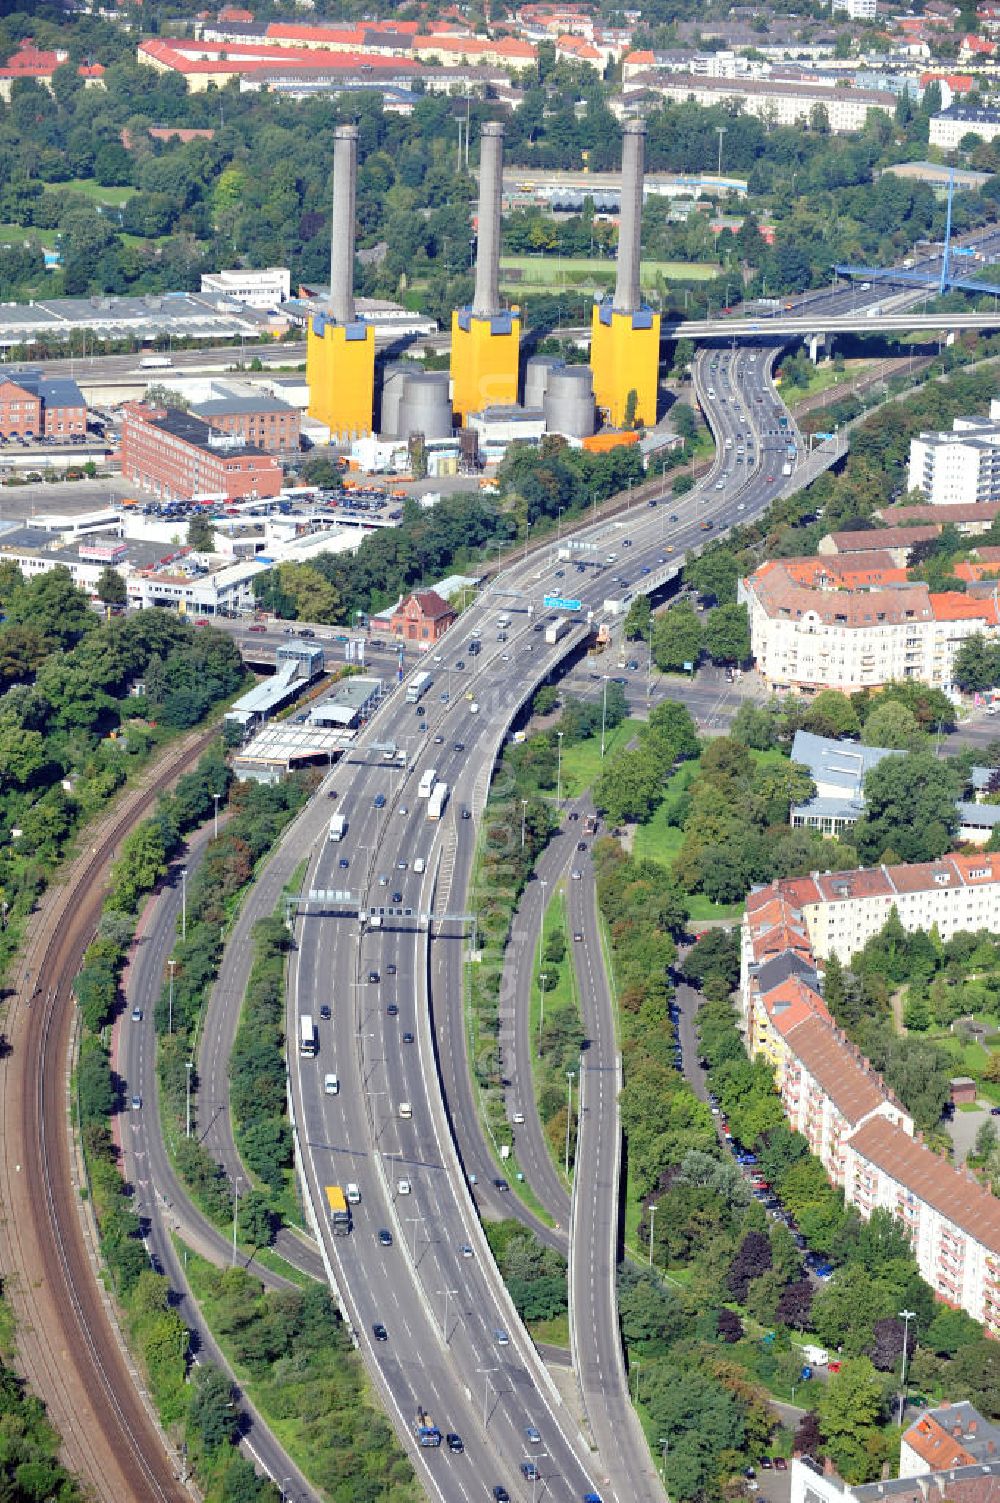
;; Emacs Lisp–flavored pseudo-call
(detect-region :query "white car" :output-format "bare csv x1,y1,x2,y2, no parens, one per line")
324,1073,339,1096
397,1178,411,1195
512,1110,525,1125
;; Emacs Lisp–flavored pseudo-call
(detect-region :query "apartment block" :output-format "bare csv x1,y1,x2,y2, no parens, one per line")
200,267,291,310
622,70,895,131
120,403,282,503
930,104,1000,148
908,417,1000,504
739,557,1000,695
742,857,1000,1335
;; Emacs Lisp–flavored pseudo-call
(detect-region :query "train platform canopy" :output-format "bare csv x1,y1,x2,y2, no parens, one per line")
232,721,351,783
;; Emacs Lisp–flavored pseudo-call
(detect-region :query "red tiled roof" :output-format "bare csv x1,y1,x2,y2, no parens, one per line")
828,525,940,553
904,1415,978,1471
784,1014,894,1123
887,502,1000,525
849,1116,1000,1255
400,589,454,621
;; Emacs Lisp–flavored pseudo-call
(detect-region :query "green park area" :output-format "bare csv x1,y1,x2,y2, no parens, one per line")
500,254,719,292
554,714,642,799
529,887,584,1182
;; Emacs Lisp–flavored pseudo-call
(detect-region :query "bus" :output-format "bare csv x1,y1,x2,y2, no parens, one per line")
139,355,173,370
299,1014,317,1056
418,767,437,799
406,670,432,704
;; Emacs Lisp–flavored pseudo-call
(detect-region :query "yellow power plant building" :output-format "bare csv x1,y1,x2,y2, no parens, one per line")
450,122,520,423
590,121,661,430
307,123,375,440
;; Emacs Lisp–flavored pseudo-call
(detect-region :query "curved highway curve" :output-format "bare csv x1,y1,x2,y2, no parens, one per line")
0,728,216,1503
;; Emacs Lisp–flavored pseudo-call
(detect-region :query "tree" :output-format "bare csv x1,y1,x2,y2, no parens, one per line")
717,1309,744,1343
727,1230,772,1302
652,602,703,672
861,700,925,751
817,1358,887,1482
803,690,860,739
776,1279,813,1330
624,594,652,642
96,567,127,607
187,514,216,552
854,751,959,864
189,1365,240,1453
704,603,750,664
795,1411,823,1457
953,634,1000,693
868,1316,908,1372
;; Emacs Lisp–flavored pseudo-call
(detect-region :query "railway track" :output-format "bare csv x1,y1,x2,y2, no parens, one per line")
0,728,218,1503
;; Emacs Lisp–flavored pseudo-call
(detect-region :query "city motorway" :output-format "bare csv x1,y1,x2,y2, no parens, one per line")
274,333,808,1503
76,243,950,1500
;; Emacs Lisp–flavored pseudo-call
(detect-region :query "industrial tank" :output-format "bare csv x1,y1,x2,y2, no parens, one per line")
379,365,411,438
524,356,563,410
544,367,595,438
395,373,453,440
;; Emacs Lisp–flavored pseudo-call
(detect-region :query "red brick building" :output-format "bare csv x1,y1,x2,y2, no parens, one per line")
192,392,300,452
387,590,456,643
120,402,282,502
0,371,86,438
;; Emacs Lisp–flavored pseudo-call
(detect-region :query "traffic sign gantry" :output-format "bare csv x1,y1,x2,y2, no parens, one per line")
543,595,582,611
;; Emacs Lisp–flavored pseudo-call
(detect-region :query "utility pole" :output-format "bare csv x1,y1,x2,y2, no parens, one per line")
232,1176,240,1266
521,799,528,850
181,866,188,942
168,958,176,1033
600,675,608,758
716,124,727,178
213,792,220,839
538,973,548,1052
185,1059,193,1138
649,1202,657,1265
556,730,564,804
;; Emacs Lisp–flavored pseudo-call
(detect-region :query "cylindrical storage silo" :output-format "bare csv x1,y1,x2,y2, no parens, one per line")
380,364,412,438
544,367,595,438
524,356,562,410
396,373,453,440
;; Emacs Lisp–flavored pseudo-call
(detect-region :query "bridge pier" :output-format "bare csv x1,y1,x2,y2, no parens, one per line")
807,332,830,365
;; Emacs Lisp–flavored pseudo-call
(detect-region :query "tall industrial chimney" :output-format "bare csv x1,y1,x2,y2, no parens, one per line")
472,121,505,318
329,123,359,325
614,119,645,315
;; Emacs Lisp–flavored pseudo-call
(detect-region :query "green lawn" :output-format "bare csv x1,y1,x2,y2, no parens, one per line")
63,177,133,206
632,762,744,922
0,222,58,248
500,254,719,290
527,1311,570,1347
528,886,580,1187
556,716,641,797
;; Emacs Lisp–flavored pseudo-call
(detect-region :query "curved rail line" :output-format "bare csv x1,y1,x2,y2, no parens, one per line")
4,729,217,1503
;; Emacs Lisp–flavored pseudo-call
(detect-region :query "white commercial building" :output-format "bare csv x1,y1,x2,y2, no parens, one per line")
739,558,999,695
200,267,292,310
832,0,878,19
908,416,1000,504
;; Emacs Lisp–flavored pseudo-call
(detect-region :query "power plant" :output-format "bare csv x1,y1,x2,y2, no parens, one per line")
449,122,522,424
589,120,660,429
306,118,657,463
306,124,376,441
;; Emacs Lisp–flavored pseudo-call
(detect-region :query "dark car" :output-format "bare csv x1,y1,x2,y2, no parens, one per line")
402,1031,415,1044
387,963,397,975
447,1434,464,1454
760,1458,773,1471
320,1005,331,1021
338,856,349,869
493,1490,510,1503
454,741,465,752
392,890,402,903
455,659,465,670
368,970,380,984
577,840,587,851
461,807,471,820
377,1228,393,1247
493,1177,510,1192
372,1322,388,1342
521,1462,540,1482
387,1003,399,1017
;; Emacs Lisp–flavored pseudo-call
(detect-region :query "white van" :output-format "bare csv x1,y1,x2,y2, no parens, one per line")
398,1102,412,1119
324,1073,339,1096
414,856,426,874
346,1182,361,1205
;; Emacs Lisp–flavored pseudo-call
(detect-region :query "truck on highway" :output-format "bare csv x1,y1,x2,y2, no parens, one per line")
405,670,432,703
418,767,437,799
325,1184,351,1236
427,781,448,820
414,1408,442,1447
496,612,512,629
139,354,173,369
328,812,347,841
782,462,793,477
544,617,570,645
299,1014,317,1056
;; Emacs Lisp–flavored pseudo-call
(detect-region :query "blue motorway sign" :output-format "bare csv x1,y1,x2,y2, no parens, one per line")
543,595,582,612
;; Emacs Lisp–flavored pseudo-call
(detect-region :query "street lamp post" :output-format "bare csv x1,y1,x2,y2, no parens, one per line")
898,1309,916,1424
538,972,548,1052
477,1367,500,1429
181,866,188,942
600,676,608,759
556,730,564,804
659,1437,669,1480
185,1059,193,1138
565,1069,575,1178
167,957,176,1034
213,791,220,840
438,1287,458,1343
231,1176,240,1266
521,798,528,851
716,124,727,178
523,519,531,563
649,1202,657,1266
406,1215,425,1263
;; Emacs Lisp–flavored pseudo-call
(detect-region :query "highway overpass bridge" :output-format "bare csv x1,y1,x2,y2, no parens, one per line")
661,309,1000,342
